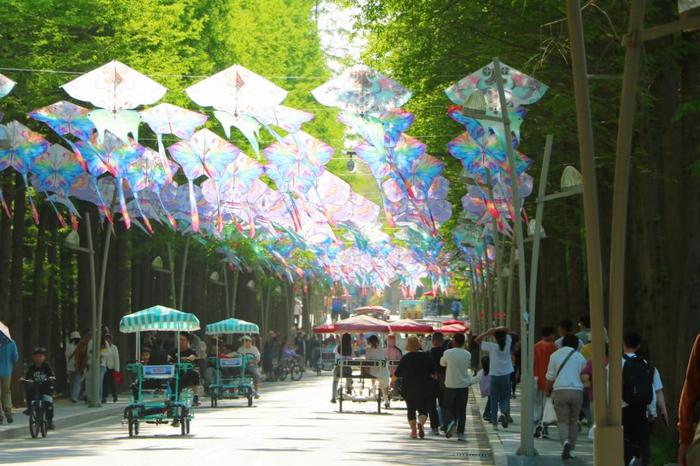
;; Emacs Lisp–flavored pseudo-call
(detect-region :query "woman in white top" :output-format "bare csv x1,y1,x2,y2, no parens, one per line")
545,334,587,460
476,327,514,429
365,335,389,405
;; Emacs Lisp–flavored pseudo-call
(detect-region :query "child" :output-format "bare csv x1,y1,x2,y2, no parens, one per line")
22,347,56,430
476,356,491,422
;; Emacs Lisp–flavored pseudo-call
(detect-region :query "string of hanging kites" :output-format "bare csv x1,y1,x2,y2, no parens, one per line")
0,61,547,299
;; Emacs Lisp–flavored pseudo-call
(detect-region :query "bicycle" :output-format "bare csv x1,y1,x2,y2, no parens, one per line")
21,378,55,438
276,355,303,381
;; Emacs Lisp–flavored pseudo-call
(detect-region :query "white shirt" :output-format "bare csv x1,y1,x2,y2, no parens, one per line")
546,347,587,391
440,347,472,389
648,368,663,418
554,336,584,351
105,344,120,371
365,346,389,380
481,335,514,376
237,345,260,363
65,342,77,372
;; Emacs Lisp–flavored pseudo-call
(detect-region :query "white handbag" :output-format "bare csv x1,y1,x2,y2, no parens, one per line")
542,397,557,425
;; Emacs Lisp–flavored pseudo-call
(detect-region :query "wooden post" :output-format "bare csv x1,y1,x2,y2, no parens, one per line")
565,2,621,464
607,0,645,429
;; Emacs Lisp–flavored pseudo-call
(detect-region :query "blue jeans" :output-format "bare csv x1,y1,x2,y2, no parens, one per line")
490,374,512,424
68,370,82,402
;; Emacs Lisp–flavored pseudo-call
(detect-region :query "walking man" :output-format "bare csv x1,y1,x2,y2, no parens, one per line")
533,327,556,436
621,332,653,466
428,332,445,435
441,333,472,441
0,327,18,424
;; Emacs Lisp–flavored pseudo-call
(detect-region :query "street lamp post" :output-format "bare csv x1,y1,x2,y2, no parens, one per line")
152,246,176,308
64,212,101,408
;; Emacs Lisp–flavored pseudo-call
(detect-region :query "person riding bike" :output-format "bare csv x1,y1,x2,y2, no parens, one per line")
22,347,56,430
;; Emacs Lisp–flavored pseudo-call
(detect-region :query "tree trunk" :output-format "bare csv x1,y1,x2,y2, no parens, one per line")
29,205,49,351
0,177,13,322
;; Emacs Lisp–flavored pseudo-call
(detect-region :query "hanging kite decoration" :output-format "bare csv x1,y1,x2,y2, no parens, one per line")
0,121,50,223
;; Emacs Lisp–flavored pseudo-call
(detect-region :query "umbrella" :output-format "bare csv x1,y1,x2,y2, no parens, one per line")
440,323,469,335
333,315,390,333
0,321,11,348
312,323,335,335
388,319,433,334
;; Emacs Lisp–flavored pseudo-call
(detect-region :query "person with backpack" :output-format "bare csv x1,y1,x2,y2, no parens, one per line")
546,334,588,460
621,331,654,466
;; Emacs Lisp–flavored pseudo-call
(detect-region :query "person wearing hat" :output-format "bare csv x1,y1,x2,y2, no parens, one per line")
65,331,82,403
21,347,56,430
238,336,261,398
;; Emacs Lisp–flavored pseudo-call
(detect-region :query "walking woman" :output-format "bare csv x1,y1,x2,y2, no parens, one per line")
476,327,514,429
392,336,437,439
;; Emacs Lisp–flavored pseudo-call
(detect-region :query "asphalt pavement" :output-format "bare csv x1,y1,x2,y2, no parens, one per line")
1,373,495,466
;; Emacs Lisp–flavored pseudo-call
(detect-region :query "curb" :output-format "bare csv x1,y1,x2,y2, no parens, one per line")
470,385,509,466
0,403,125,440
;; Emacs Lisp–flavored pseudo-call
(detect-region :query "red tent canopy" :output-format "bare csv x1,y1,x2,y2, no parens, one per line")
443,319,465,326
421,290,439,297
313,323,335,334
440,323,469,334
333,315,391,333
388,319,434,334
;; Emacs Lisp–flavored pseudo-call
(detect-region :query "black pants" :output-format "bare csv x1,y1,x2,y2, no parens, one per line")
405,394,430,421
443,387,469,434
623,405,649,465
428,386,443,430
102,369,117,402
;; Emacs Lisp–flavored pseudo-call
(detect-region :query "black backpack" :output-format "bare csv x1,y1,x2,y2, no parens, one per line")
622,355,653,407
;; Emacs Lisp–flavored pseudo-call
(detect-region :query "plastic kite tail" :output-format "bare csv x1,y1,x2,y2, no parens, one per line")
0,189,10,218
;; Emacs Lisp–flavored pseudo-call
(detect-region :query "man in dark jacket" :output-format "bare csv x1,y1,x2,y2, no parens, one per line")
428,332,446,435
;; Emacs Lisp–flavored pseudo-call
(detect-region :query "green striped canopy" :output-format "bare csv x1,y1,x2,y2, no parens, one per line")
119,306,200,333
205,318,259,335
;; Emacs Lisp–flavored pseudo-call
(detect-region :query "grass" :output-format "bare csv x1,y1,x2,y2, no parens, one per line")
651,429,678,466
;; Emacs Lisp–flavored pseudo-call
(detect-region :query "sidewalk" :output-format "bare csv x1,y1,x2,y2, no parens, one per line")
471,386,594,466
0,398,128,440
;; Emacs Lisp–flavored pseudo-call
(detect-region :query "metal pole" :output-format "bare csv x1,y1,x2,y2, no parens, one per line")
84,212,99,408
608,0,645,429
231,269,239,318
526,135,554,438
166,243,177,308
565,2,620,464
506,242,515,329
482,237,494,327
178,237,190,310
222,266,230,320
91,219,112,408
493,57,533,456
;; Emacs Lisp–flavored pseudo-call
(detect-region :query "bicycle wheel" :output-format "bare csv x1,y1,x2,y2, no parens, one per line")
127,409,135,437
279,366,288,381
290,364,303,381
40,406,47,438
29,405,39,439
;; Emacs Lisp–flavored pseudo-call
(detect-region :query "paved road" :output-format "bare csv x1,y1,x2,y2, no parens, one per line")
2,374,495,466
